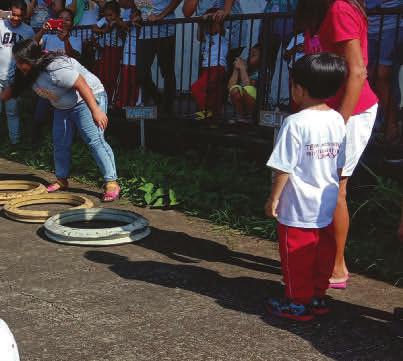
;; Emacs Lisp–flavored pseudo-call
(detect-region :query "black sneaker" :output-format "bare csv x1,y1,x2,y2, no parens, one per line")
266,298,314,321
310,297,330,316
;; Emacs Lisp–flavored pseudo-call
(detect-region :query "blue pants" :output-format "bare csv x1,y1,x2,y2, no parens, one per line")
52,92,117,182
0,81,20,144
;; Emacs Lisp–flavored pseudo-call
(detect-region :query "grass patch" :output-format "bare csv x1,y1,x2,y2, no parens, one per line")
0,133,401,285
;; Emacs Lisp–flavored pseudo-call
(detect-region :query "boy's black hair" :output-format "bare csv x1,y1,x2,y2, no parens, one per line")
290,53,347,99
10,0,27,12
104,1,121,15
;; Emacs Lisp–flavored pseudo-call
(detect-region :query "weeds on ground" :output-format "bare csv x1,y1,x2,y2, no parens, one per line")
0,136,401,284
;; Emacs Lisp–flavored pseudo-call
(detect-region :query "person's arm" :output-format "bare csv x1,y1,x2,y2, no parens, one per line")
34,21,51,44
182,0,198,17
27,0,36,19
238,60,252,86
66,0,77,14
0,87,13,102
265,171,290,218
228,67,240,89
213,0,235,21
63,37,81,59
148,0,182,22
336,39,367,123
73,75,108,129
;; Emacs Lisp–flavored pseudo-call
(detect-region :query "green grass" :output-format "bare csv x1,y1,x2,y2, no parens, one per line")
0,132,402,285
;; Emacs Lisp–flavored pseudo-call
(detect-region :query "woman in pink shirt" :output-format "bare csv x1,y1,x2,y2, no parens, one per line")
296,0,378,288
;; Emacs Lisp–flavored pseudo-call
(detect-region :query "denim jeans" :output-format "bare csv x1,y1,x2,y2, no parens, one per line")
0,80,20,144
52,92,117,182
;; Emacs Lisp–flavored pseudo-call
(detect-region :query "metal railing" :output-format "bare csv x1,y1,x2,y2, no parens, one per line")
59,8,402,125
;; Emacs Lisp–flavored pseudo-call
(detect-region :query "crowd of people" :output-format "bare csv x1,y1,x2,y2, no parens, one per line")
0,0,402,325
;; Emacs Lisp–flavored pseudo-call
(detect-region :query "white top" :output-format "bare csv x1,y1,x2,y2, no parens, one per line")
66,0,99,26
42,34,82,54
267,109,346,228
202,33,228,67
0,20,34,81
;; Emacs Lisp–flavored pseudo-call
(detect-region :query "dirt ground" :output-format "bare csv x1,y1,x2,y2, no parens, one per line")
0,157,402,361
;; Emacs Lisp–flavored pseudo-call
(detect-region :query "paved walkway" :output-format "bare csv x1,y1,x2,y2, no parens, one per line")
0,158,401,361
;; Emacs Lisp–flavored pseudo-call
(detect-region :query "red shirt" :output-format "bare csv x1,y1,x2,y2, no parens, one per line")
319,0,378,115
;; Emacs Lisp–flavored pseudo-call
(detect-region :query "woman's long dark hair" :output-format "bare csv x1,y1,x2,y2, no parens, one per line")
11,39,58,96
295,0,367,35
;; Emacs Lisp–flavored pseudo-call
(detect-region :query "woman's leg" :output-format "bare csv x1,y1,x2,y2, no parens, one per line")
52,108,74,180
229,87,244,115
331,177,350,281
72,93,117,183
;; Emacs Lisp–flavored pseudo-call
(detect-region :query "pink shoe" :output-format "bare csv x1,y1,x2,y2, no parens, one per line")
102,184,120,202
46,179,68,193
329,274,349,290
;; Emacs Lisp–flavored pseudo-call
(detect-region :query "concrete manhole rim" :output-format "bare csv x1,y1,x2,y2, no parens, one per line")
3,193,94,223
0,180,47,205
43,208,151,246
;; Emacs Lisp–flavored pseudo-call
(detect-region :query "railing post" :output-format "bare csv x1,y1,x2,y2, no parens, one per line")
255,13,271,121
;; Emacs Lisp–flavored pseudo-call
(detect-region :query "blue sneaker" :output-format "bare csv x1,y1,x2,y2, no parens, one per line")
266,298,314,321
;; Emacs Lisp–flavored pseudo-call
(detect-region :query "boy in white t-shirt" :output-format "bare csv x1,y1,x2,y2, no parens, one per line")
265,53,347,321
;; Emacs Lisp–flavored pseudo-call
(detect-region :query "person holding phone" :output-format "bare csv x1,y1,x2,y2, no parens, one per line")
0,0,34,145
0,39,121,202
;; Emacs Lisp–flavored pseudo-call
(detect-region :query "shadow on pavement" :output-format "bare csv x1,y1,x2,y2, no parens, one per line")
136,227,282,274
85,248,402,361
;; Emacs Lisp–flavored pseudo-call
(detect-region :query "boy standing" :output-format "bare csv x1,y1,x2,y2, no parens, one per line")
0,0,34,145
265,53,347,321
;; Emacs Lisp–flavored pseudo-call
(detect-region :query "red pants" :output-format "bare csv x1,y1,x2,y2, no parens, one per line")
94,46,123,105
191,66,225,114
278,223,336,305
115,65,139,109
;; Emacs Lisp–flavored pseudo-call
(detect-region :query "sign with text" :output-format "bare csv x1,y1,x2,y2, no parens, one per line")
259,110,288,128
125,106,157,121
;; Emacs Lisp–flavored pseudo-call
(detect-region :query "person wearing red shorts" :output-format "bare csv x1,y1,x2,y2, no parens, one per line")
265,53,347,321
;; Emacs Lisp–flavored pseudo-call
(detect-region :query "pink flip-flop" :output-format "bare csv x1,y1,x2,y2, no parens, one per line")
329,274,349,290
46,179,68,193
102,185,120,202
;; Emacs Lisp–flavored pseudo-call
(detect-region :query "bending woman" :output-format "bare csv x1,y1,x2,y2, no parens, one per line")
0,39,120,202
295,0,378,288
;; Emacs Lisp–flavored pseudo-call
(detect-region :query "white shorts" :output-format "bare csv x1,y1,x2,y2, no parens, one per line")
342,103,378,177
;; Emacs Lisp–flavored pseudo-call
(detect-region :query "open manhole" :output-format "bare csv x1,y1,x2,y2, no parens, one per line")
44,208,151,246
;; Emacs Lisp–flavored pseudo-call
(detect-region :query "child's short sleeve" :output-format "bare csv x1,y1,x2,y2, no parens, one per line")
337,134,347,170
48,58,80,89
266,117,301,173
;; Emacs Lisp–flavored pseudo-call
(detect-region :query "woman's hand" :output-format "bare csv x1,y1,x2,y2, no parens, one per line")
212,9,229,22
148,13,163,22
92,108,108,129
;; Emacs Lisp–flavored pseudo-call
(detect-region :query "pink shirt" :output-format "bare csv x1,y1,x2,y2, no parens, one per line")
319,0,378,115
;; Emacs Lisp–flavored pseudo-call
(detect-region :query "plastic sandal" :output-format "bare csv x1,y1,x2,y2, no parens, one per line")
102,184,120,203
329,274,349,290
46,179,68,193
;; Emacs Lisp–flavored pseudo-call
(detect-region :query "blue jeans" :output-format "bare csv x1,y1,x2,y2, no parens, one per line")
0,81,20,144
52,92,117,182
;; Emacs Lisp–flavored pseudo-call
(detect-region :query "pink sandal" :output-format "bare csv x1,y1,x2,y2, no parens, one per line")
102,184,120,202
329,274,349,290
46,179,68,193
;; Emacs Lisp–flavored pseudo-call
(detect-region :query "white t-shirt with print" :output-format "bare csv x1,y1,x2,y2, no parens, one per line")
0,20,34,81
202,33,228,67
267,109,346,228
42,34,82,54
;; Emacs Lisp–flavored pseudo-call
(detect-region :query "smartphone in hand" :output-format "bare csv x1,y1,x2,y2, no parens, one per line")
47,18,64,30
0,10,12,20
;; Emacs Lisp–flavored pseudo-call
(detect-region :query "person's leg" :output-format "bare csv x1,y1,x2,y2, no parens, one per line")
229,87,245,115
314,224,337,297
32,97,52,145
242,86,257,114
136,38,159,105
331,104,378,284
52,108,74,181
72,93,117,184
331,177,350,282
156,36,176,113
4,98,20,144
206,66,225,116
278,224,317,305
191,69,209,111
